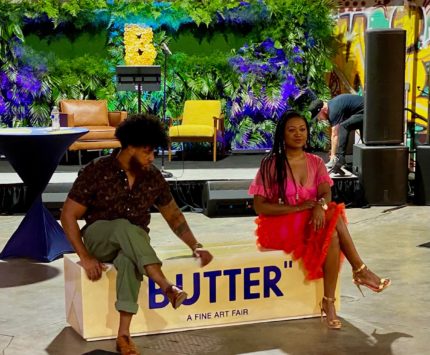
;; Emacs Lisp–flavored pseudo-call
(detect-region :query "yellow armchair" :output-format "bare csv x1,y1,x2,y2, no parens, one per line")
168,100,224,162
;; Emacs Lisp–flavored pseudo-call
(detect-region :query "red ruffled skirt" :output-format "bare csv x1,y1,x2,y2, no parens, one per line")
255,202,346,280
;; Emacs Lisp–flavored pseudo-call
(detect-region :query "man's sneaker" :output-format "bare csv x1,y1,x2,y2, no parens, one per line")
325,157,337,169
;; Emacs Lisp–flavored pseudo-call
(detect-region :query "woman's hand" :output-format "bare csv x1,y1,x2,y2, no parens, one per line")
296,200,316,212
310,205,326,231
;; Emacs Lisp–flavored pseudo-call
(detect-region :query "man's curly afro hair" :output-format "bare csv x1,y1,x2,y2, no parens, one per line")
115,113,168,149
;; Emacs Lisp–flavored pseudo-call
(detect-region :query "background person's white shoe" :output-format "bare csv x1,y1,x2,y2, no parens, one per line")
325,157,337,169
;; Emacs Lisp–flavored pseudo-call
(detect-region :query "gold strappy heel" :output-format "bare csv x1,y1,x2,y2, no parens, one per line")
319,296,342,330
352,264,391,297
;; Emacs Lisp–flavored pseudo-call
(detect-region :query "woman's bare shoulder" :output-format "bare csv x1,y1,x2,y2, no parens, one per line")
305,152,324,164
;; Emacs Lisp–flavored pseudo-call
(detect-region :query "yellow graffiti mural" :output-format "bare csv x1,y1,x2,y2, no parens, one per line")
334,13,367,92
334,4,428,141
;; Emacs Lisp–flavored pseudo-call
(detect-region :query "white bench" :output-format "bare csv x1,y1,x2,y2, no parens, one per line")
64,244,340,341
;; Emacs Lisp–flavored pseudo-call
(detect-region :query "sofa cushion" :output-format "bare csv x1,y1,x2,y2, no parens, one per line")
169,125,214,137
60,100,109,127
69,140,121,151
77,126,117,141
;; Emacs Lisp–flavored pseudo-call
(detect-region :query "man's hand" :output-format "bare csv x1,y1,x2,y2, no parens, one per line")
193,248,213,267
80,255,107,281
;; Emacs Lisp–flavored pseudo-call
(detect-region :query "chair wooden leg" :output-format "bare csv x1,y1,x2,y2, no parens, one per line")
213,136,217,162
221,132,225,158
168,142,172,162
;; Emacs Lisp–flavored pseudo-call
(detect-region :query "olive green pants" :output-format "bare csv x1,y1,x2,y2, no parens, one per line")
83,219,161,314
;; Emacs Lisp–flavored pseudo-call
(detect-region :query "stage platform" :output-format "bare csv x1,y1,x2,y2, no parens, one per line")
0,153,361,215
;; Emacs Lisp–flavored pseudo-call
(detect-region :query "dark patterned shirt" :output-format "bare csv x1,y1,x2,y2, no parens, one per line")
68,154,173,232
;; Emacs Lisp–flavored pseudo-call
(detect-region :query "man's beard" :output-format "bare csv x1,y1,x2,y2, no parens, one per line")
129,155,146,173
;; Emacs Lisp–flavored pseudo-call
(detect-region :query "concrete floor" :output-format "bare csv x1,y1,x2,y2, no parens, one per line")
0,206,429,355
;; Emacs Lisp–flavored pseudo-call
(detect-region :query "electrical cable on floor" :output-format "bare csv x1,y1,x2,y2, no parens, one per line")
382,205,407,213
1,334,14,355
169,142,203,213
348,207,407,225
176,181,203,213
166,116,204,212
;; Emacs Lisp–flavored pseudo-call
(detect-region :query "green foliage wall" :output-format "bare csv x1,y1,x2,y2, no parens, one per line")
0,0,336,150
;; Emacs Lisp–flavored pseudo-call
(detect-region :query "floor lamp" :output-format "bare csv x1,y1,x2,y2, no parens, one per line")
116,64,172,178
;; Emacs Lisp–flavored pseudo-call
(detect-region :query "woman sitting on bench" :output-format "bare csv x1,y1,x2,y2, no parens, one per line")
248,110,390,330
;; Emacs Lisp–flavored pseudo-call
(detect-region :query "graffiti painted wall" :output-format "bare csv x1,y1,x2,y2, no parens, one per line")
333,0,429,146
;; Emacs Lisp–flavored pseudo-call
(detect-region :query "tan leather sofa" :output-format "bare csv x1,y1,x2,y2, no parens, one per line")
59,100,127,164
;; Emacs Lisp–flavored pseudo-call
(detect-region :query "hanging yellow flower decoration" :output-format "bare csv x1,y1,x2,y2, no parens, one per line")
124,24,157,65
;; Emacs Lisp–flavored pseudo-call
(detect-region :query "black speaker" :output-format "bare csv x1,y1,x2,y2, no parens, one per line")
202,180,254,217
415,145,430,205
353,144,408,205
364,29,406,145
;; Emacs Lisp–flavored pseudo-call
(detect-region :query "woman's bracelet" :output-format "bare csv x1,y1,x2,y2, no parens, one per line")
317,197,328,210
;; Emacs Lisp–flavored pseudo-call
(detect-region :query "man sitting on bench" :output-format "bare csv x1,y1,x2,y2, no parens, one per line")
61,113,213,355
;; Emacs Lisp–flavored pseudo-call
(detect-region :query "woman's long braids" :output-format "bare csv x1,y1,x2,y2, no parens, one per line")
260,110,311,204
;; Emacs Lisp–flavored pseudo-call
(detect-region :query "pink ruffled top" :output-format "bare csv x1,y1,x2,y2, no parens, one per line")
248,153,333,205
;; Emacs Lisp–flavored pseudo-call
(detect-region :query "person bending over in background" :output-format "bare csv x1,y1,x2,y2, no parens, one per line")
248,110,390,330
61,114,213,355
308,94,363,171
